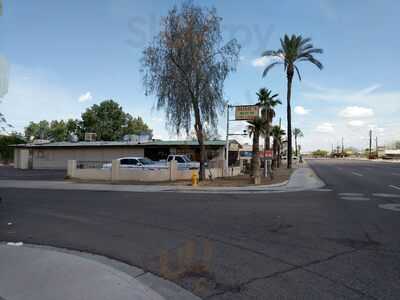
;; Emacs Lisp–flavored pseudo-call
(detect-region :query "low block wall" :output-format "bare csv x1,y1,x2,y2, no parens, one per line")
74,168,112,181
119,168,171,182
67,160,229,182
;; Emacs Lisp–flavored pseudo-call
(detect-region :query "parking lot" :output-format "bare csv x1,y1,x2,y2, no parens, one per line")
0,166,66,181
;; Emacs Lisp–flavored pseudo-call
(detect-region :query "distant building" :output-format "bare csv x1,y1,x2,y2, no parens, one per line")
383,149,400,160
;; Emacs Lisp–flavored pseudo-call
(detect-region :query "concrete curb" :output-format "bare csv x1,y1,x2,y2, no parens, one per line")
0,164,326,194
0,242,201,300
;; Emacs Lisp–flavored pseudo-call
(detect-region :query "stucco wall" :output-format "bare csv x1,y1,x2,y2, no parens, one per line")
74,168,112,181
31,147,145,169
119,168,171,182
14,148,30,169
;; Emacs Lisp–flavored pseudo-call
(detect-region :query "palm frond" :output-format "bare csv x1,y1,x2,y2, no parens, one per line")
307,56,323,70
294,65,302,81
262,61,282,78
299,48,323,57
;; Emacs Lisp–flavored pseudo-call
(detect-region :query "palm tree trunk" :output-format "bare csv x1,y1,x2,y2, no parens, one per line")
263,118,270,177
286,69,294,169
272,138,277,169
251,129,260,178
295,135,298,157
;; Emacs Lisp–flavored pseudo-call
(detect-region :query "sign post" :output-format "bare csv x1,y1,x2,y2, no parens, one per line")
225,104,260,178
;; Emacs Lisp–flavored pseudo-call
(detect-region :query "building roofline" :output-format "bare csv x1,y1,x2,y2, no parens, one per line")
12,140,226,149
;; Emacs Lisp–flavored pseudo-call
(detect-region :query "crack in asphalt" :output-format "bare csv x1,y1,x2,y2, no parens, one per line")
205,247,378,299
6,208,382,300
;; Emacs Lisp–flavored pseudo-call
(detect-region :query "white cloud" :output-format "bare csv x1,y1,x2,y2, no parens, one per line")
302,83,400,118
78,91,92,102
294,106,310,115
251,56,281,68
316,122,334,133
339,106,374,119
1,64,80,132
348,120,365,127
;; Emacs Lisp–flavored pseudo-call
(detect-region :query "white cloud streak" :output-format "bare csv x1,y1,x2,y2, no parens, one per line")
78,91,92,102
294,106,310,115
316,122,334,133
347,120,365,127
339,106,374,118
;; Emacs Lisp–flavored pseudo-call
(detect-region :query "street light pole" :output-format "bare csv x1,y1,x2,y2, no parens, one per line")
341,137,344,157
369,130,372,157
225,103,230,176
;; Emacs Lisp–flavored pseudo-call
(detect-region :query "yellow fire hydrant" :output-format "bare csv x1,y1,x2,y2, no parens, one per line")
191,171,198,187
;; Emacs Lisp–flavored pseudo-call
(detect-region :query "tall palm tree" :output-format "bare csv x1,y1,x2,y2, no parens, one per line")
293,128,304,156
261,34,323,168
271,125,285,168
247,117,267,180
257,88,281,151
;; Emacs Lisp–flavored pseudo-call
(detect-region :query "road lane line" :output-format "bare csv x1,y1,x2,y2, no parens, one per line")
379,204,400,212
339,193,363,196
340,196,370,201
389,185,400,191
373,193,400,198
351,172,363,177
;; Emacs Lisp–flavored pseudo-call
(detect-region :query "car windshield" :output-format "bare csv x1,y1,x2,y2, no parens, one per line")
183,155,191,162
138,158,154,165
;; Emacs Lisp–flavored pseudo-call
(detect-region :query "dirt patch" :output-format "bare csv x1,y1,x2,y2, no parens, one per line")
196,167,293,187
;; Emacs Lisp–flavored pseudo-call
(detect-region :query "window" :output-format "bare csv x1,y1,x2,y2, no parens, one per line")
120,159,138,165
138,158,154,165
176,156,185,163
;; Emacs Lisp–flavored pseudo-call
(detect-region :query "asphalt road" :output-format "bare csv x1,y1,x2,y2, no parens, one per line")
0,166,66,181
1,159,400,299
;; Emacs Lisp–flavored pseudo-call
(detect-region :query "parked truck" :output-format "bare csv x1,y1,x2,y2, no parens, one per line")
166,155,200,170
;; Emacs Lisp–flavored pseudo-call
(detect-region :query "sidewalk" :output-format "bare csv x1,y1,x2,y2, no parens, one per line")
0,243,200,300
0,164,325,194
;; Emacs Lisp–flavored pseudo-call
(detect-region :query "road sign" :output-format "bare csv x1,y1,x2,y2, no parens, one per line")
234,105,259,121
263,150,273,159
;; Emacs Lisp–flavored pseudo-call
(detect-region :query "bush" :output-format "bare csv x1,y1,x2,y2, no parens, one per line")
0,134,25,163
312,149,328,157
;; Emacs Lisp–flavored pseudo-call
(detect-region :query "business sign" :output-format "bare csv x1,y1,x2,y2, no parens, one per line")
235,105,259,121
263,150,273,158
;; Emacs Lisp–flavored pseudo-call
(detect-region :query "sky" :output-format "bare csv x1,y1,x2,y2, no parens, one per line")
0,0,399,151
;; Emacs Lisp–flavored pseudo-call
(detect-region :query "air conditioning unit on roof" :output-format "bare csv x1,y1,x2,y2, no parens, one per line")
84,133,97,142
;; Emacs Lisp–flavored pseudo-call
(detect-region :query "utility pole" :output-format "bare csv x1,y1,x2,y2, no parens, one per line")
225,103,230,176
369,130,373,156
341,137,344,157
376,136,379,157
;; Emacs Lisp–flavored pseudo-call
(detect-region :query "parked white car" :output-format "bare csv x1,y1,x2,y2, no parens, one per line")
102,157,166,170
166,155,200,170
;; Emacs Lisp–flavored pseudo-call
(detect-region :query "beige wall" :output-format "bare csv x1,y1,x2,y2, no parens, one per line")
14,148,30,169
31,147,145,170
119,168,171,182
67,159,230,182
73,168,112,181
